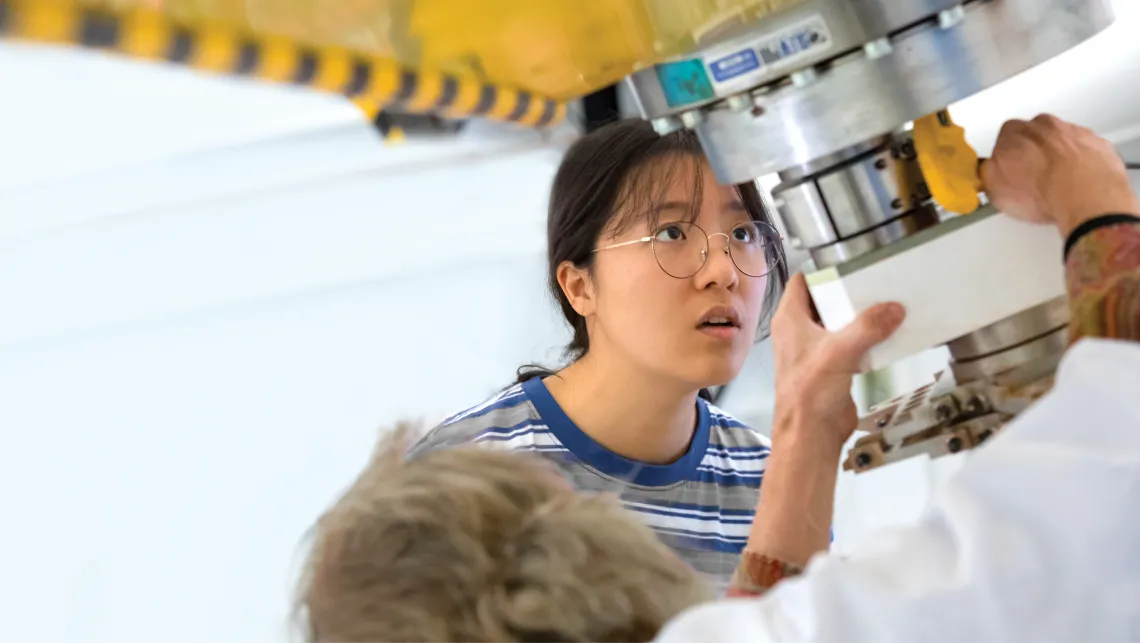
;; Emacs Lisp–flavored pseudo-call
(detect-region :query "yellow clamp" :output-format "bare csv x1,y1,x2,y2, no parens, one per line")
912,109,983,215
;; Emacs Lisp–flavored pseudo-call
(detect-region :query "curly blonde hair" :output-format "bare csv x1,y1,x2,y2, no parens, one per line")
295,423,713,642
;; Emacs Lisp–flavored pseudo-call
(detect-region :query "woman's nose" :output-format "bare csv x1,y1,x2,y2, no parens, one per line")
696,232,739,288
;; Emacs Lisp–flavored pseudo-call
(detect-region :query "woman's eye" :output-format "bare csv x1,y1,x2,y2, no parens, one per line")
732,226,755,243
654,224,686,242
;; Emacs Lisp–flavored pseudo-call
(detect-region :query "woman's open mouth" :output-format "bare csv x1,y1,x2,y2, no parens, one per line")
697,308,742,340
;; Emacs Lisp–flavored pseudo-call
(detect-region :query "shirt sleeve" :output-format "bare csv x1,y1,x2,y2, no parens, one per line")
655,339,1140,643
1066,223,1140,343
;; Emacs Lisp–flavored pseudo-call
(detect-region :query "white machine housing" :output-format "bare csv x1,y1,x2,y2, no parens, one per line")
807,210,1066,373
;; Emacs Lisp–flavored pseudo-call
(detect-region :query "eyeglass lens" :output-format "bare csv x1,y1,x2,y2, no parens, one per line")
650,221,779,279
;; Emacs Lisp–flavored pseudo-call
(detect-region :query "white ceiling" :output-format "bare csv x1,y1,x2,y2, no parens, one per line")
0,41,575,197
0,42,365,192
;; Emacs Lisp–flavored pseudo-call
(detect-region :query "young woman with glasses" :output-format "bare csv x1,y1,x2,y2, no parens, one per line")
408,118,902,592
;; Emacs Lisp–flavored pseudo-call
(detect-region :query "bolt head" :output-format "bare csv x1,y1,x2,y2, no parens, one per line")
946,436,964,453
679,110,705,130
965,396,985,414
938,5,966,29
863,38,893,60
790,68,818,88
650,117,681,136
726,94,753,112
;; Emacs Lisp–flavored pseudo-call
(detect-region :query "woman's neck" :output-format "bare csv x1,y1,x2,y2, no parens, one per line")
543,352,700,465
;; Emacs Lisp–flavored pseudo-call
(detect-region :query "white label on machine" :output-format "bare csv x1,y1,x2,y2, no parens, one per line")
703,15,833,87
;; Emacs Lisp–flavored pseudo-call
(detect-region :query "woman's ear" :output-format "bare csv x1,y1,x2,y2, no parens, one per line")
556,261,596,318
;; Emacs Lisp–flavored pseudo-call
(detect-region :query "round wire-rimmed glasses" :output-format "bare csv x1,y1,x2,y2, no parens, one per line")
594,220,783,279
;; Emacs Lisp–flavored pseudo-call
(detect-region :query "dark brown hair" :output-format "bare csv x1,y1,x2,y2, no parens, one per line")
518,119,788,392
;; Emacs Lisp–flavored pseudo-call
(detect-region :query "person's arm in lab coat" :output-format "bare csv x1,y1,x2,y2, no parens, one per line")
657,339,1140,642
657,115,1140,640
980,115,1140,345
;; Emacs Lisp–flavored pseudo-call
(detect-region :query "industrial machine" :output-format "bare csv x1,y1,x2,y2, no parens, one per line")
0,0,1118,473
621,0,1114,473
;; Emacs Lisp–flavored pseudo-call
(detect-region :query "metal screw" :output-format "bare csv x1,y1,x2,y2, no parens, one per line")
679,110,705,130
863,37,893,60
876,416,890,428
938,5,966,30
650,117,681,136
751,104,766,117
935,404,953,422
874,158,889,170
855,452,873,469
899,140,917,159
725,94,753,112
965,396,986,414
890,198,904,210
790,68,818,88
946,436,964,453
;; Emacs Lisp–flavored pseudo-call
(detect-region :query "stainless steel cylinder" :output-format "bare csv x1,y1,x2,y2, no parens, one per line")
948,297,1071,383
771,133,940,266
627,0,1115,183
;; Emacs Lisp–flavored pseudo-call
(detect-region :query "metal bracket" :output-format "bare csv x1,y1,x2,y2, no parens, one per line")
843,368,1055,473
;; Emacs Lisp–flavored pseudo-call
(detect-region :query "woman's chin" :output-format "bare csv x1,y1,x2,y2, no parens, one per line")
686,356,746,391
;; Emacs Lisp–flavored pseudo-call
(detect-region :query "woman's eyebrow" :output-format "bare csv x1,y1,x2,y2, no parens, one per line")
651,201,696,214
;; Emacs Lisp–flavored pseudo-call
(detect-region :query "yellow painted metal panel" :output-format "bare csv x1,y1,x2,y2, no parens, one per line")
0,0,569,127
8,0,805,100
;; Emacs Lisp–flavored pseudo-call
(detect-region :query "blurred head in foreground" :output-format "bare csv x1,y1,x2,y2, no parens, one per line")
295,423,712,642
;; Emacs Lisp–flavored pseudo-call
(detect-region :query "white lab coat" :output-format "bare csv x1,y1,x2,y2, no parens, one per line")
657,338,1140,642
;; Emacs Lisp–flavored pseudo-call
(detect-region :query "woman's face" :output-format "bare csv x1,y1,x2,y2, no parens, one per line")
581,156,771,389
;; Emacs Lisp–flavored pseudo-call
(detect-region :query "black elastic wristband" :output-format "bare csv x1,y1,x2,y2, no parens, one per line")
1063,214,1140,261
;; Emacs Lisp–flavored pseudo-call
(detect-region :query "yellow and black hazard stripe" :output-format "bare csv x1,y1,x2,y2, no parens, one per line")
0,0,566,128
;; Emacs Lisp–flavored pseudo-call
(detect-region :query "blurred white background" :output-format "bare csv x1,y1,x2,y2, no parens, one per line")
1,2,1138,640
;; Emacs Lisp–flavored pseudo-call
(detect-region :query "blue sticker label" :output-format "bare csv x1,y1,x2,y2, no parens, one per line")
655,59,715,108
708,49,761,83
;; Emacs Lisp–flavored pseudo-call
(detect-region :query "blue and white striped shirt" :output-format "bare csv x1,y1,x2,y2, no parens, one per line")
408,378,771,591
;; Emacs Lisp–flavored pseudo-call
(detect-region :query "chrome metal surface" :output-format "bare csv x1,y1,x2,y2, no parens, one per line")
848,0,969,33
780,137,892,182
692,0,1115,182
809,204,939,268
626,0,968,118
951,324,1069,384
948,297,1071,361
844,291,1075,473
771,132,938,265
844,336,1059,474
814,149,924,237
774,180,838,248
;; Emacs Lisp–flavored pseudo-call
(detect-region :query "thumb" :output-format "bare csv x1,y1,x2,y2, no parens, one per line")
772,272,817,332
826,303,906,372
